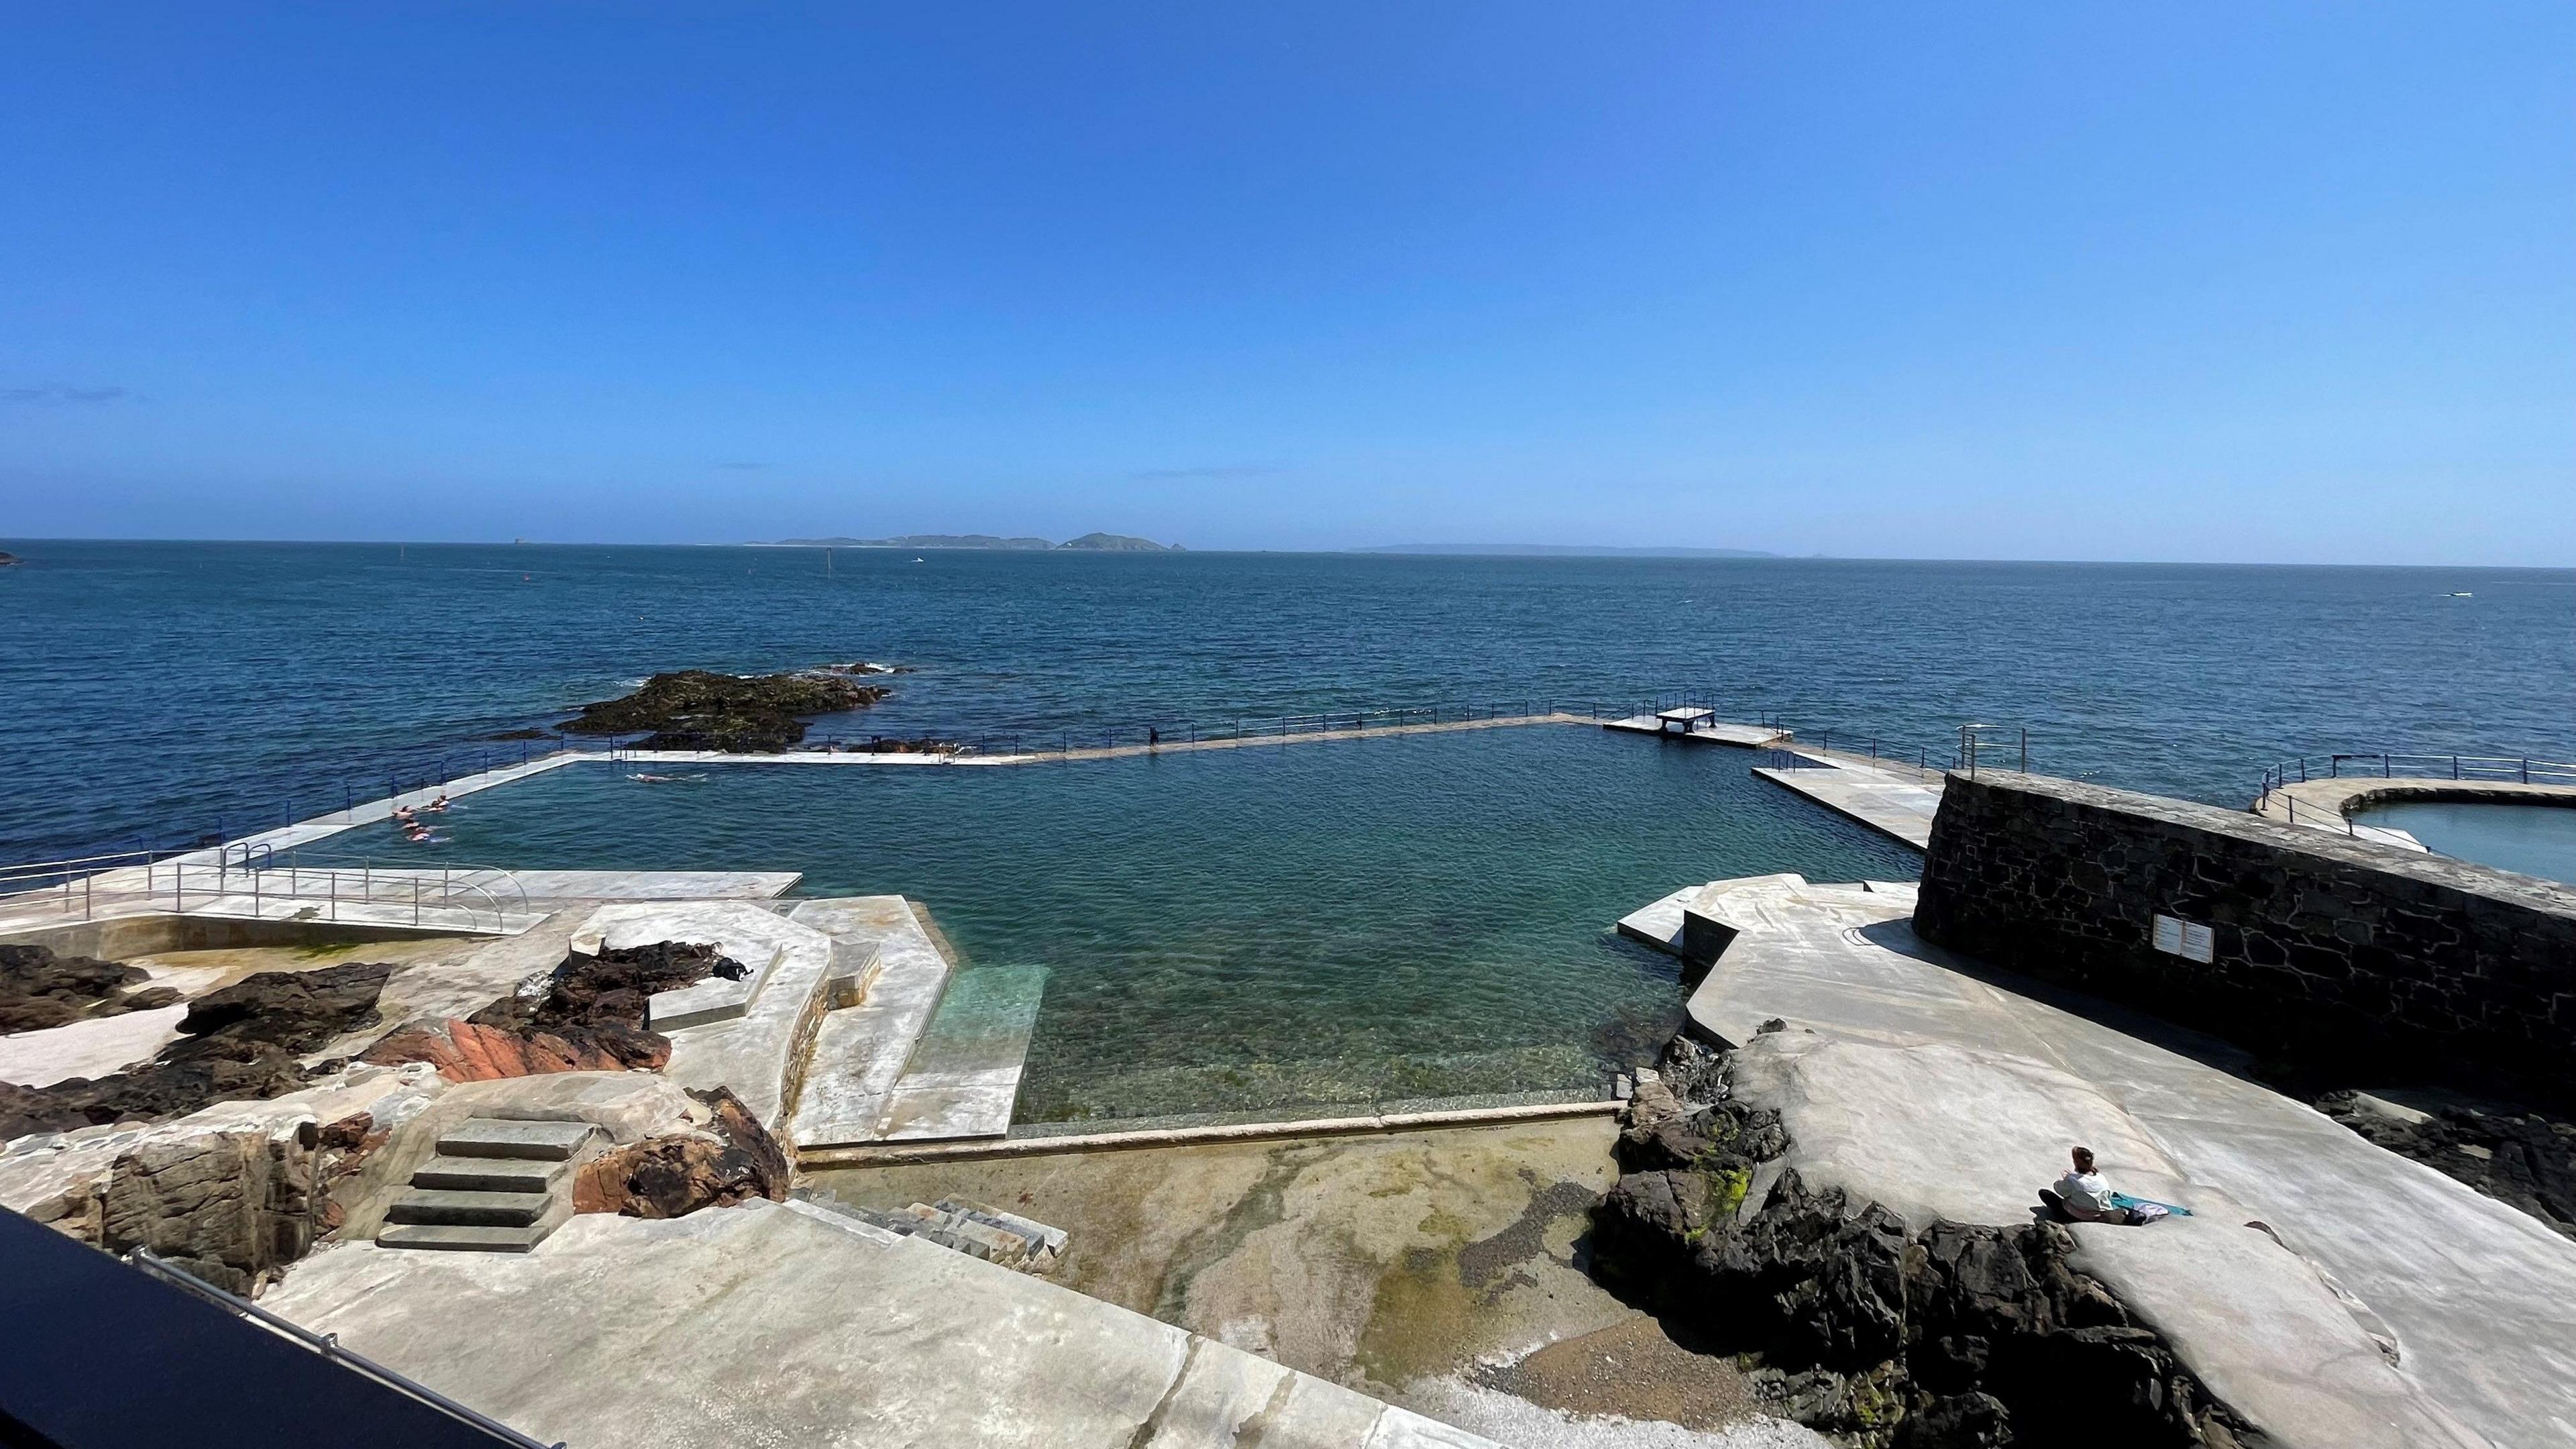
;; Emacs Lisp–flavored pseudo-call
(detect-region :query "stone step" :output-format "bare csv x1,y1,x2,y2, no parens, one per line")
411,1154,570,1194
379,1195,571,1252
435,1118,602,1161
385,1189,558,1228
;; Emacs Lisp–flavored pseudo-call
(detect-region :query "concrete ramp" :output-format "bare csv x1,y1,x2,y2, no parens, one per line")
262,1199,1501,1449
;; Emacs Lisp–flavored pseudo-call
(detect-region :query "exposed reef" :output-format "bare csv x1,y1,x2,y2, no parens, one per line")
559,665,892,751
0,943,182,1033
1587,1034,2259,1448
1,962,394,1139
572,1085,790,1218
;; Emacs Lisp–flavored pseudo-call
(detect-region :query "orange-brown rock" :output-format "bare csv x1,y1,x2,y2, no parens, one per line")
358,1017,651,1083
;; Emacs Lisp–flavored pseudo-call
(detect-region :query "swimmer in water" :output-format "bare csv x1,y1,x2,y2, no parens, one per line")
427,793,451,813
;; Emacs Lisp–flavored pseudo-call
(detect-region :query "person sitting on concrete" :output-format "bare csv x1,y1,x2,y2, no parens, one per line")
2040,1146,2137,1224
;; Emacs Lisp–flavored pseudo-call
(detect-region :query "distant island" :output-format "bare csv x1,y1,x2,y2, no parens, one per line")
767,533,1179,552
1356,543,1778,559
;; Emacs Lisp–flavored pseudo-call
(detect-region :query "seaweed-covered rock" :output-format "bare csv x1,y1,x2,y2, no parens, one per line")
0,944,175,1033
559,667,890,751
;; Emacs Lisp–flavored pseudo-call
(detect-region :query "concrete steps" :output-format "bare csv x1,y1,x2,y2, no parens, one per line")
381,1116,599,1254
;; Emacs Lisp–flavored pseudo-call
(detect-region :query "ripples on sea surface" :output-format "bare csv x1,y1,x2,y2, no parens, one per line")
389,728,1920,1122
5,541,2569,861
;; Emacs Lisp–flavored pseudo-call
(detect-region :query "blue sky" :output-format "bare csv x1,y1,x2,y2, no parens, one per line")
2,5,2569,561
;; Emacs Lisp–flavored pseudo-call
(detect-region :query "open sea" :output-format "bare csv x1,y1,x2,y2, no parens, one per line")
5,541,2570,1122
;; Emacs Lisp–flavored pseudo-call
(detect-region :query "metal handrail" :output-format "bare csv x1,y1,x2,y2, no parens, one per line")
125,1249,562,1449
2256,753,2576,810
0,851,531,932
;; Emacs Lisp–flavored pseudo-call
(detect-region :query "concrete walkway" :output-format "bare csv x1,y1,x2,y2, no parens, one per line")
2255,775,2576,853
261,1199,1503,1449
1668,873,2576,1449
1748,757,1943,851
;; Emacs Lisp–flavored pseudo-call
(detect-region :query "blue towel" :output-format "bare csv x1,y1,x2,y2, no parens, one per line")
2108,1191,2194,1217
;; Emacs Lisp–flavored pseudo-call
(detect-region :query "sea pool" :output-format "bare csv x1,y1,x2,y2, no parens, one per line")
381,726,1919,1124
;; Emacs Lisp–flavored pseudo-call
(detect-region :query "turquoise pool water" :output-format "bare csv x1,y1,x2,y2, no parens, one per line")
2354,800,2576,887
390,726,1918,1123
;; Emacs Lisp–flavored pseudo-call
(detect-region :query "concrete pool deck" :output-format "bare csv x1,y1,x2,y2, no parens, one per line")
2256,775,2576,853
1660,871,2576,1448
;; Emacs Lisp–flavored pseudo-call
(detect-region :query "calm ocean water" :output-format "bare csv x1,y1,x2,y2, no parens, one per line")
4,540,2569,862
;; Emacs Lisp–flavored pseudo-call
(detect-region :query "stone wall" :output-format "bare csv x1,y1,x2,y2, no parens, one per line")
1915,772,2576,1101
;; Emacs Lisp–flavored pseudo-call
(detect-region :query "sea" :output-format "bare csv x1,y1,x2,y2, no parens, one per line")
4,541,2569,1122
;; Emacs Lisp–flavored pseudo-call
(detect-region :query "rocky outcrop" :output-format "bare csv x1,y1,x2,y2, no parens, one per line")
3,1065,447,1295
2320,1090,2576,1240
571,1086,788,1218
1,963,394,1139
1590,1035,2260,1448
362,941,734,1082
0,943,182,1033
559,667,891,751
1057,532,1174,551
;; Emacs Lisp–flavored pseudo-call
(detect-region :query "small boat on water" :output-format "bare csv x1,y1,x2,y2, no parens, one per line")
2448,591,2473,598
912,556,926,564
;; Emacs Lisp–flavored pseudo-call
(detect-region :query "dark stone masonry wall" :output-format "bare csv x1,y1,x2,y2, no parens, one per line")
1915,772,2576,1102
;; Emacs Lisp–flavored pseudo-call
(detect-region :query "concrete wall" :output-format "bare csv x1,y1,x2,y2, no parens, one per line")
0,912,460,961
1915,772,2576,1100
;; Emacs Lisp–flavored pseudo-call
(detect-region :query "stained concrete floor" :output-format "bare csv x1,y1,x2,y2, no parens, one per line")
804,1118,1809,1446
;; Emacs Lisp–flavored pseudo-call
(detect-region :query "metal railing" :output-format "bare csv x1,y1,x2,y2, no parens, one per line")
0,849,531,932
1754,719,2030,779
2257,753,2576,807
127,1249,562,1449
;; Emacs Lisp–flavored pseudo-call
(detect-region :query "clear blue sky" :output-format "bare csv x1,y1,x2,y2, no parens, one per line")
3,5,2569,561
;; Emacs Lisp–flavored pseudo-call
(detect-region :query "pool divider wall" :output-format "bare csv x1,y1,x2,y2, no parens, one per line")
1914,771,2576,1107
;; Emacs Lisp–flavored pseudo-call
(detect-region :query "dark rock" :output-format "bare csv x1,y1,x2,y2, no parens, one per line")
178,962,394,1051
1,964,394,1138
1656,1034,1731,1104
1894,1392,2013,1448
1588,1030,2261,1449
362,940,735,1081
2319,1090,2576,1239
558,667,890,752
0,944,164,1033
572,1086,790,1218
482,727,556,741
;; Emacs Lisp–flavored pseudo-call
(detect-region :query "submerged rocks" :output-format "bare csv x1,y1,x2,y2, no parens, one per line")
571,1086,789,1218
0,944,181,1033
362,941,737,1082
1589,1033,2255,1448
559,667,891,752
1,963,394,1139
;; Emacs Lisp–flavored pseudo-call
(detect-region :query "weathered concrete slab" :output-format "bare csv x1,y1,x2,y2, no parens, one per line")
0,1002,187,1087
261,1199,1508,1449
1614,886,1694,957
508,869,804,901
790,898,964,1148
874,965,1045,1140
1750,759,1940,850
1678,875,2576,1448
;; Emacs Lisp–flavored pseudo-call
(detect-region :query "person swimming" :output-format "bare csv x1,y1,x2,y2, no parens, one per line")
427,793,451,813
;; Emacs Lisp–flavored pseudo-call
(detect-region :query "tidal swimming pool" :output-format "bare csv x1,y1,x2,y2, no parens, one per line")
394,727,1919,1124
2352,799,2576,888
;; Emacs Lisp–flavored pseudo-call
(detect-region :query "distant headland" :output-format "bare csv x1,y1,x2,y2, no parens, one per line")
765,533,1180,552
1356,543,1778,559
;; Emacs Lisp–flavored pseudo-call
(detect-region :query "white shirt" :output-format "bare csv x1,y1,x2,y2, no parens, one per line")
2055,1169,2113,1219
